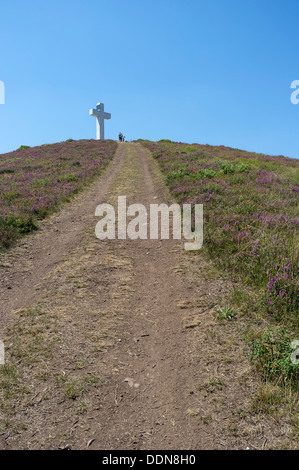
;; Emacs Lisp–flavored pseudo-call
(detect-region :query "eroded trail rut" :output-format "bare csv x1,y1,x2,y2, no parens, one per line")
0,143,289,450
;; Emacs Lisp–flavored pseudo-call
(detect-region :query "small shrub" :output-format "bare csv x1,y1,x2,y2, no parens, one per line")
0,168,14,175
216,306,237,321
218,160,235,174
197,168,217,179
266,265,298,322
57,174,79,183
17,145,30,150
165,168,192,183
248,326,299,388
236,162,249,173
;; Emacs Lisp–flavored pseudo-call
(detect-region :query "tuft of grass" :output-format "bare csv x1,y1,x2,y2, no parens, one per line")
197,376,227,393
60,377,86,400
251,383,284,416
216,306,237,321
57,373,100,400
76,401,89,414
0,365,19,400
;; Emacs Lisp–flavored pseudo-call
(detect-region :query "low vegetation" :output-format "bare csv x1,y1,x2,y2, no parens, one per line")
0,139,117,249
140,140,299,389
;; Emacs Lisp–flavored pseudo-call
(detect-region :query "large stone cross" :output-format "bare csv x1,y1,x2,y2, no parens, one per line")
89,102,111,140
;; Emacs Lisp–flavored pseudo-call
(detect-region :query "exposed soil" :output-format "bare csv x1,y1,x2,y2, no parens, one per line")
0,143,297,450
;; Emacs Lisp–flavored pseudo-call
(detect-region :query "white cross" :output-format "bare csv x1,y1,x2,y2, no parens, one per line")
89,102,111,140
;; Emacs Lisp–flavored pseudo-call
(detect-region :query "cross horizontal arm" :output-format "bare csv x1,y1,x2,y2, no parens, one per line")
89,108,100,117
89,109,111,120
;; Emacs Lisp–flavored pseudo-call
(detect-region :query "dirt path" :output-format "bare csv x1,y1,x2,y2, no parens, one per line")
0,143,295,450
0,144,128,333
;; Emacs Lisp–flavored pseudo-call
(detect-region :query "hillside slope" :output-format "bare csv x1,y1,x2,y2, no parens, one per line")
140,139,299,387
0,140,298,450
0,140,117,249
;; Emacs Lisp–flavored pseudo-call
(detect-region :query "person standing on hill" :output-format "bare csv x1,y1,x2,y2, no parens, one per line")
118,132,123,142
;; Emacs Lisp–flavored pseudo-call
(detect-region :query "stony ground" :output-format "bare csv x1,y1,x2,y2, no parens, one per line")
0,143,297,450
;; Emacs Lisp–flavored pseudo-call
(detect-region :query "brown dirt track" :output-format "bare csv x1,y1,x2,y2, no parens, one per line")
0,142,296,450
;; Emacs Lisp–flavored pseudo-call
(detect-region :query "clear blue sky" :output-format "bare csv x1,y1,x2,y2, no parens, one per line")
0,0,299,158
